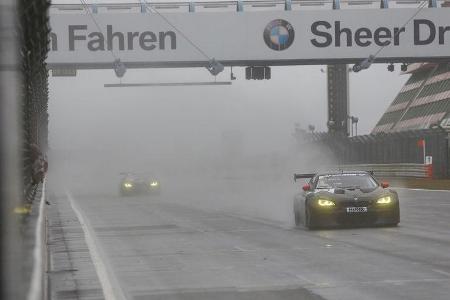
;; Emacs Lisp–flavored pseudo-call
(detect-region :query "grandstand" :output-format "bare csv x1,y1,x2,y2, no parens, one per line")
372,62,450,133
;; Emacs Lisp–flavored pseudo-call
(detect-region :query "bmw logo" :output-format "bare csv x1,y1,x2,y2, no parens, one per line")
264,19,295,51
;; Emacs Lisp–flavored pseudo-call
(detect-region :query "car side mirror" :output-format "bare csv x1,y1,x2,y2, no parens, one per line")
381,182,389,188
302,184,311,191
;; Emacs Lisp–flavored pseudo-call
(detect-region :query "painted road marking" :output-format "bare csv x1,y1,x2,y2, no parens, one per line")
395,187,450,193
432,269,450,277
67,192,127,300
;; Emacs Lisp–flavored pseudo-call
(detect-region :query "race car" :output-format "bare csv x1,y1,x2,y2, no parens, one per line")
119,173,161,196
293,171,399,229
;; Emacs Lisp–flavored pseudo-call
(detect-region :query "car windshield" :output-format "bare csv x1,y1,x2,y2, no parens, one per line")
316,174,378,189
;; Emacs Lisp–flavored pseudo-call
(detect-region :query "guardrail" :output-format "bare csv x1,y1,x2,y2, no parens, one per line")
338,163,433,178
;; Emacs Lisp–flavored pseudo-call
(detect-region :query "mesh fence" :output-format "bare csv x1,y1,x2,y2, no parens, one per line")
18,0,50,206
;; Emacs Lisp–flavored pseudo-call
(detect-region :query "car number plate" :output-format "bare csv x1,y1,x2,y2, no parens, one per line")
346,207,368,213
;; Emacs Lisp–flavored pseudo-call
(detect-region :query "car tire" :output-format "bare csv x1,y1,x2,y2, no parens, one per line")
387,204,400,227
381,220,399,227
383,217,400,227
305,206,317,230
294,208,301,226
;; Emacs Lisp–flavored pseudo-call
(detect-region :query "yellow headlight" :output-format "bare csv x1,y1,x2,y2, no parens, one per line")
377,196,392,204
318,199,335,206
124,182,133,188
150,181,159,187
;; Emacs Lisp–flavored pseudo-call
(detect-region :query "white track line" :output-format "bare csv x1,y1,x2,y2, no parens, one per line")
394,187,450,193
432,269,450,277
67,192,127,300
27,180,46,300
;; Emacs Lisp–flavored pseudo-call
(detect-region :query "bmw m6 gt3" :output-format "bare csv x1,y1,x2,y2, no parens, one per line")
293,171,399,229
119,173,161,196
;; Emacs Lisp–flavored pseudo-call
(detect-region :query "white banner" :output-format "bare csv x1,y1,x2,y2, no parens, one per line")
47,8,450,68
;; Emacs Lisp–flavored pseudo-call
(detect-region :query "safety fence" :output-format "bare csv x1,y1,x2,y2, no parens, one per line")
19,0,50,207
294,128,450,178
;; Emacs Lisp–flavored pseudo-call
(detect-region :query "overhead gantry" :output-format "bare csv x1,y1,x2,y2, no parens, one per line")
47,0,450,135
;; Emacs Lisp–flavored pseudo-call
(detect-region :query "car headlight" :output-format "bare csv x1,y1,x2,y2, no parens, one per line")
150,181,159,187
123,182,133,188
377,196,392,204
317,199,335,207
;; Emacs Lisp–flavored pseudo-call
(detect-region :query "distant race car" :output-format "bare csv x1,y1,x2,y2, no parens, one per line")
293,171,399,229
119,173,161,196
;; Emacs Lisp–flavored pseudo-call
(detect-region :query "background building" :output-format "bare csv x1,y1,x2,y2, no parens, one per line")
372,62,450,133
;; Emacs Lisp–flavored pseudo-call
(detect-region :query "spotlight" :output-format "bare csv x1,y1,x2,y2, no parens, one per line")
113,59,127,78
401,64,408,72
352,54,375,72
387,63,394,72
206,58,224,76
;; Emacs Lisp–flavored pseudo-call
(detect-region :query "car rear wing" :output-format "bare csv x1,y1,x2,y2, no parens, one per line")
294,173,316,182
335,169,375,176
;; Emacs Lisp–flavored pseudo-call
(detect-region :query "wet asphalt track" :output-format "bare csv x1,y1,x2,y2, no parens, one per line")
48,185,450,300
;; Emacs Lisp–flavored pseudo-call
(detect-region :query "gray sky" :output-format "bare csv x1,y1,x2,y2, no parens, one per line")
48,0,410,162
49,65,407,154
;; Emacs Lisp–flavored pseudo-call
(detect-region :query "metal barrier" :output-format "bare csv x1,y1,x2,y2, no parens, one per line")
337,163,432,178
294,127,450,178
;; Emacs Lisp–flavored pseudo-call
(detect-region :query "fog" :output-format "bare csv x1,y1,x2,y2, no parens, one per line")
48,65,407,225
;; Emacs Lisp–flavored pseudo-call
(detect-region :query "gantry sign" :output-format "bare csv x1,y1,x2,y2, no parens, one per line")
47,1,450,69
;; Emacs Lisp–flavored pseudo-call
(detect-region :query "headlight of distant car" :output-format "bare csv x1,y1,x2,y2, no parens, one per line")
123,182,133,189
317,199,335,207
377,196,392,204
150,181,159,187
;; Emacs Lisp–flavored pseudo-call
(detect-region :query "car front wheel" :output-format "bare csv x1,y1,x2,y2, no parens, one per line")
294,208,301,226
305,206,317,230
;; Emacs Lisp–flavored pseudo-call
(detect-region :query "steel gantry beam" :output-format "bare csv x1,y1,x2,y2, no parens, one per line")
49,0,450,13
47,0,450,70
